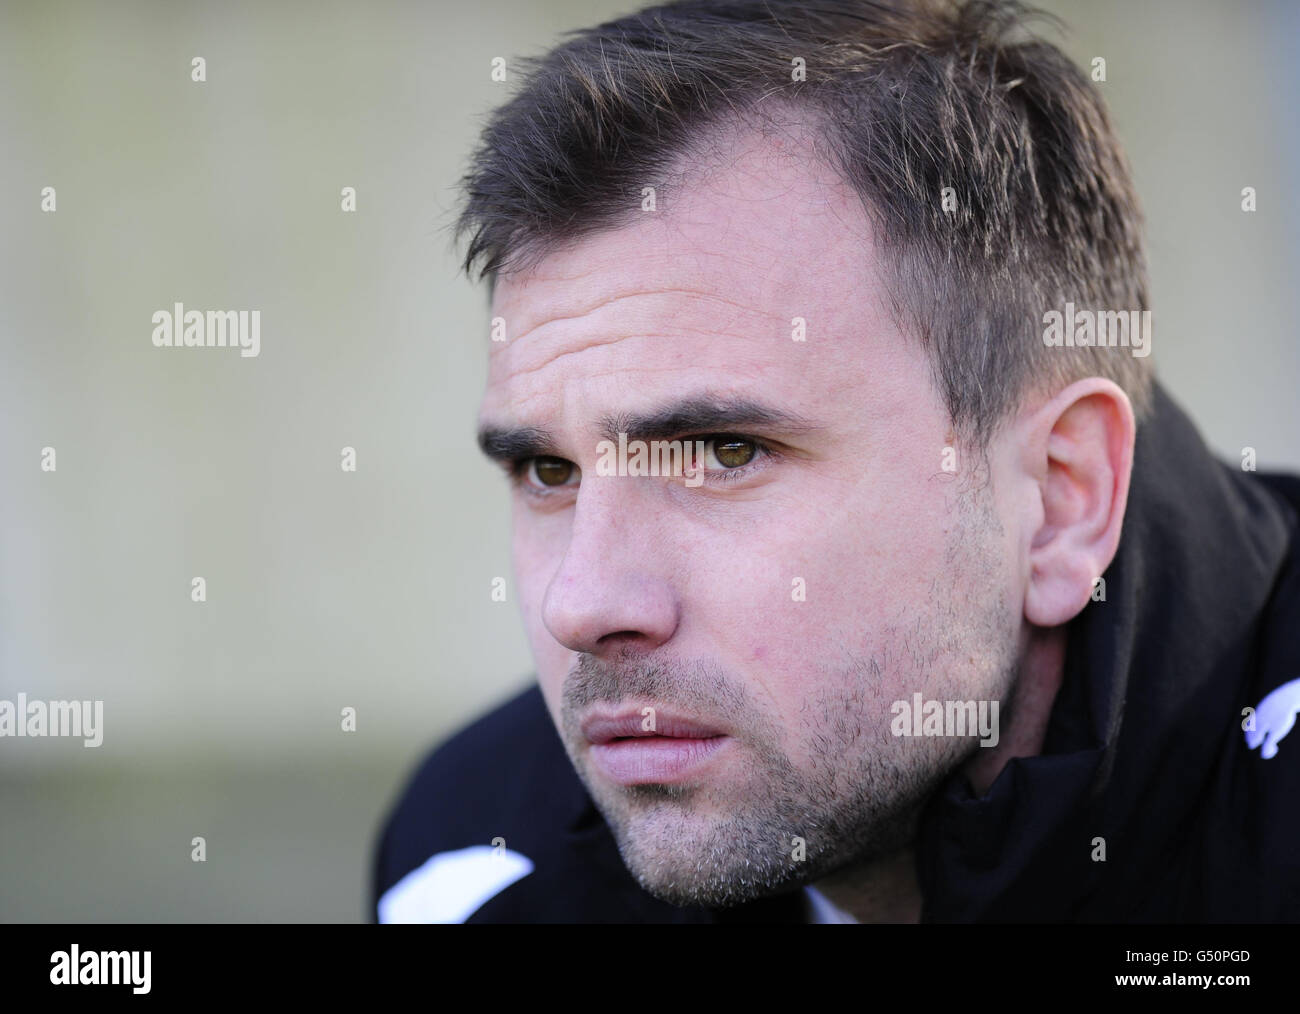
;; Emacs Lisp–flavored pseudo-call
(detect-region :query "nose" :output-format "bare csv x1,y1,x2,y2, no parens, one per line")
540,480,680,657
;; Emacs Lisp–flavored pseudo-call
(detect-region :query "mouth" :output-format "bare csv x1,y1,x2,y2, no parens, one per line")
581,708,731,786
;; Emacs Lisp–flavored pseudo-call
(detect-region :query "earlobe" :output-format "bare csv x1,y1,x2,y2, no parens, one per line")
1023,379,1135,628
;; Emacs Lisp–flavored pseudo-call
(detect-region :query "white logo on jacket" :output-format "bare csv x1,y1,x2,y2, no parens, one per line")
379,845,533,923
1244,676,1300,760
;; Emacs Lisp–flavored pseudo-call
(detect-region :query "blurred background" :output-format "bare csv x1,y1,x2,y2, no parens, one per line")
1,0,1297,921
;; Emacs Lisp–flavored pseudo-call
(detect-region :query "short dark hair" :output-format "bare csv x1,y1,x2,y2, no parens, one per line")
455,0,1152,447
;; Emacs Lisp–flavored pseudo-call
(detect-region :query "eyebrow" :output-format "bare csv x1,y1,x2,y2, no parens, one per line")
477,394,824,463
477,424,557,463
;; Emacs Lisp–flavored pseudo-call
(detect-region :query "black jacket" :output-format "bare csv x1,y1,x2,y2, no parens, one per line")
372,384,1300,922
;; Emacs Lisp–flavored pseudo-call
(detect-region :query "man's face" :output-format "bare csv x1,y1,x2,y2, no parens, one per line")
478,129,1025,906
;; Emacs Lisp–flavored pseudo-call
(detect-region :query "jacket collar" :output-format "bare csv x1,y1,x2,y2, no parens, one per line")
915,382,1294,920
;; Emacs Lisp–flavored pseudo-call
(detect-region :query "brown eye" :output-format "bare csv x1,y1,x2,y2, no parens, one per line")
529,456,576,487
706,437,756,469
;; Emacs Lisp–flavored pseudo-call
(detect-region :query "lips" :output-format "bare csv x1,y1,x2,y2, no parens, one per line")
581,707,731,785
581,709,727,745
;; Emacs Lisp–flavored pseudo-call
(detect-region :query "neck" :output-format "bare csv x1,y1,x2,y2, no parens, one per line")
964,623,1066,796
813,623,1067,921
812,846,922,923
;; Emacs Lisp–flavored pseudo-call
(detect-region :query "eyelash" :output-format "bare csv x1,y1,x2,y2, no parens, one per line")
507,434,776,496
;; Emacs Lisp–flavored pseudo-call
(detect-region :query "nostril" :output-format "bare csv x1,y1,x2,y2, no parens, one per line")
597,631,644,647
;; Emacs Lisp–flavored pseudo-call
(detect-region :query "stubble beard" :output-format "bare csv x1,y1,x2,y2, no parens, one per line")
556,487,1019,909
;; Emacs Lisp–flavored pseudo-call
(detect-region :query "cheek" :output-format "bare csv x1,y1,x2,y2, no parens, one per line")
511,515,571,684
697,481,953,704
506,460,960,720
512,527,549,614
511,498,562,597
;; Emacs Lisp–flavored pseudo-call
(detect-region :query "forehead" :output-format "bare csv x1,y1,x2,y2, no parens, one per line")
480,128,906,430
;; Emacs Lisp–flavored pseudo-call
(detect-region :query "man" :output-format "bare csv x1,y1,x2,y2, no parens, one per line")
372,0,1300,922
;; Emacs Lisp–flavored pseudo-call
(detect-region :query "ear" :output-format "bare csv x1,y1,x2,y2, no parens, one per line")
1021,378,1136,628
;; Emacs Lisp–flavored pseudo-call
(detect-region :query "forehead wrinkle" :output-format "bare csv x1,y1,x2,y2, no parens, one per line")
495,227,792,332
499,331,639,387
496,289,787,385
504,285,785,353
